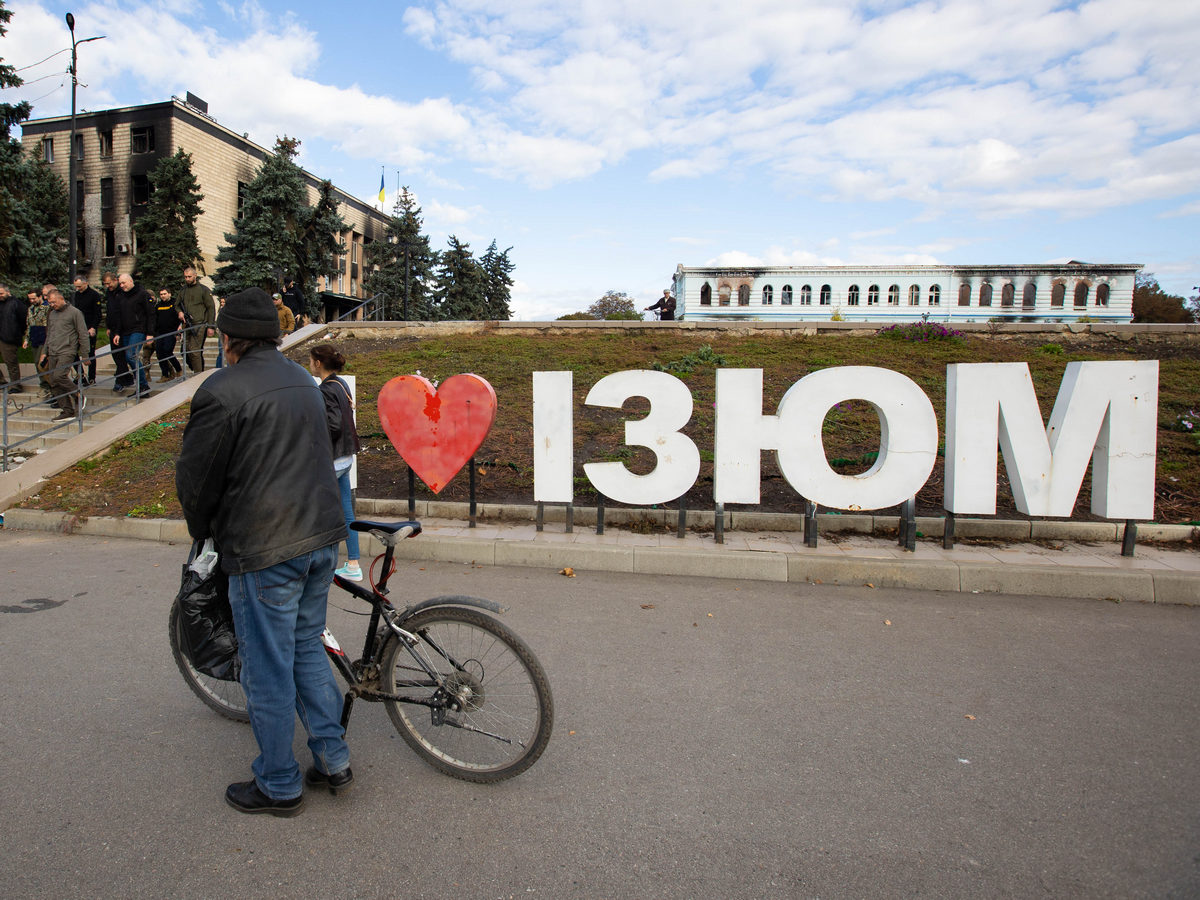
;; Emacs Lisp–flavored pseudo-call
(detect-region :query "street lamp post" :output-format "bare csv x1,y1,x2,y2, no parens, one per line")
65,13,104,283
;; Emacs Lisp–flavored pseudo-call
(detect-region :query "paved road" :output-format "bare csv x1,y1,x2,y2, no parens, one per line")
1,530,1197,899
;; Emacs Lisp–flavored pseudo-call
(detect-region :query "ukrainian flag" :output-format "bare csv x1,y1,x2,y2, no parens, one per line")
378,171,385,205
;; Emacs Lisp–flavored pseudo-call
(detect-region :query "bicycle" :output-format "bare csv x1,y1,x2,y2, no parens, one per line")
169,519,554,783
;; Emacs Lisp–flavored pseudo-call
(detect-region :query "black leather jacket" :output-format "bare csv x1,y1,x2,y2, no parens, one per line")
175,343,347,574
319,375,362,460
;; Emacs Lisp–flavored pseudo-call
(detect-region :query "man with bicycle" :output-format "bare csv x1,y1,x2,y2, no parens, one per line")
176,286,353,817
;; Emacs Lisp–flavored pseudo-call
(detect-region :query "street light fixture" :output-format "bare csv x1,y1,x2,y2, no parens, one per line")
65,12,105,283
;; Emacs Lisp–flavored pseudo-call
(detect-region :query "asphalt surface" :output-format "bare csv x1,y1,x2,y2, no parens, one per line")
1,530,1198,899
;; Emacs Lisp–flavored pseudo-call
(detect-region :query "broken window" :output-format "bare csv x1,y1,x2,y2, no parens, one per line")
1022,283,1036,307
700,283,712,305
1051,282,1065,307
1001,283,1015,307
131,125,155,154
718,285,731,306
762,285,773,305
1096,283,1109,306
98,129,113,157
738,284,750,306
1074,282,1089,307
781,285,792,305
131,173,151,206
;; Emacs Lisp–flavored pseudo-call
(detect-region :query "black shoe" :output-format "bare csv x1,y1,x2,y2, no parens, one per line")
224,780,304,817
136,389,151,399
53,409,74,421
304,765,354,795
6,384,23,394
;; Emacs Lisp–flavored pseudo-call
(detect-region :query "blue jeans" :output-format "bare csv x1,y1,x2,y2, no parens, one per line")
337,468,360,560
227,544,350,800
124,332,148,392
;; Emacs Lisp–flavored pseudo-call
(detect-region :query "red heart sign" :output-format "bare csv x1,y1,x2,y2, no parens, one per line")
378,374,498,493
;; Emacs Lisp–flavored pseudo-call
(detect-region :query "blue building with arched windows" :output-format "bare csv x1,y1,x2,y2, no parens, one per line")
671,262,1140,323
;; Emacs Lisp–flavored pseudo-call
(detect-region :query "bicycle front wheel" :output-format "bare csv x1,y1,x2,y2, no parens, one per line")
168,599,249,722
381,606,553,783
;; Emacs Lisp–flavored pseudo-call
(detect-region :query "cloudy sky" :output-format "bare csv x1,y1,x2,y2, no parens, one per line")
6,0,1199,318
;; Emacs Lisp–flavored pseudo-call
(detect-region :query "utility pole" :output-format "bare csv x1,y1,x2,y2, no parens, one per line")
65,13,105,282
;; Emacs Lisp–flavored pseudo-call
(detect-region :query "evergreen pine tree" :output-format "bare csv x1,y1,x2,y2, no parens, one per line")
214,137,307,295
294,179,346,319
0,1,31,140
480,240,515,320
431,235,485,320
364,187,439,320
133,148,204,293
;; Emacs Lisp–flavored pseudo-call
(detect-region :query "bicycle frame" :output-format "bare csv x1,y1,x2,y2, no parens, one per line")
319,521,507,732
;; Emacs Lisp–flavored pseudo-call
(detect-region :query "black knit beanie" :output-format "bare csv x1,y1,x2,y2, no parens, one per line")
217,287,281,339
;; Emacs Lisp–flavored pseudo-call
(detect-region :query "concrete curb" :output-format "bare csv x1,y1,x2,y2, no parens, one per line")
4,507,1195,605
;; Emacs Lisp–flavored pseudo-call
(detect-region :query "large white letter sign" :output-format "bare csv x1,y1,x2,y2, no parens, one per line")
532,371,574,502
582,370,700,504
714,367,939,510
944,361,1158,518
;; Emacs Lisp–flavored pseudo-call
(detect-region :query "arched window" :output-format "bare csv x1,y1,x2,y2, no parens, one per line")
979,283,993,306
781,285,793,305
801,285,812,305
867,285,880,305
959,283,972,306
908,284,920,305
1001,283,1015,307
887,284,900,305
1022,283,1036,307
1074,282,1089,307
819,284,832,305
762,285,773,305
738,284,750,306
1051,282,1065,307
718,284,731,306
847,284,860,306
1096,283,1109,306
928,284,941,306
700,283,712,306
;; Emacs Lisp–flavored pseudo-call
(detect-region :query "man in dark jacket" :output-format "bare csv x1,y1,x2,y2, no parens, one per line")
113,273,153,396
179,266,216,372
0,283,28,392
175,287,352,817
102,271,132,391
71,276,104,384
281,278,304,330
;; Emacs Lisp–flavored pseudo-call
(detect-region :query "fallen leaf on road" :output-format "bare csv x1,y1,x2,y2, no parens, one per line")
640,603,655,609
964,714,976,720
884,619,892,626
707,613,713,618
560,567,576,577
865,582,875,588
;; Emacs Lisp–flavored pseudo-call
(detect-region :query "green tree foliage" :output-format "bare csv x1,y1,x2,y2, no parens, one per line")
583,290,644,320
0,0,66,287
214,136,318,295
0,0,30,140
364,187,438,320
1132,273,1195,323
432,235,485,320
294,179,347,317
479,240,514,320
133,148,204,293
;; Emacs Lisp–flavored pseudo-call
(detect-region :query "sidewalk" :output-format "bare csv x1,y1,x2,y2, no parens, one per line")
3,505,1197,605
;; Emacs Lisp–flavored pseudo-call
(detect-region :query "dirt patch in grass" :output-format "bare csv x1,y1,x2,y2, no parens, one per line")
16,328,1200,525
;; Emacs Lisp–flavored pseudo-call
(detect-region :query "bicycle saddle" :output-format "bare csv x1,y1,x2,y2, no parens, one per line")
350,519,422,537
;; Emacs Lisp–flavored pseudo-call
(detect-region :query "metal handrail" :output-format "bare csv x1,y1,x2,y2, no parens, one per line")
1,322,217,472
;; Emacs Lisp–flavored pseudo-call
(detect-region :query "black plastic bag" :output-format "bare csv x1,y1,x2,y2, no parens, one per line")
175,540,240,682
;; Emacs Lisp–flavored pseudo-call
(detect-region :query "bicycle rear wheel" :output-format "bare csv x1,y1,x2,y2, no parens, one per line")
381,606,553,783
168,599,249,722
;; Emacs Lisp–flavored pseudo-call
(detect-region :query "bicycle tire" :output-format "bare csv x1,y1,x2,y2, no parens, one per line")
168,598,249,722
381,606,553,783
